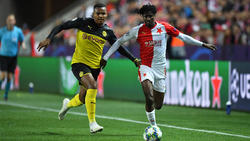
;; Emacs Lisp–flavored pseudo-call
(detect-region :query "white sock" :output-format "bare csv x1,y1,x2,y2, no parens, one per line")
146,109,156,126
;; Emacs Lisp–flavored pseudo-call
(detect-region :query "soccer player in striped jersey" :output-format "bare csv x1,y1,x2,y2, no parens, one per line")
101,4,216,128
37,3,140,133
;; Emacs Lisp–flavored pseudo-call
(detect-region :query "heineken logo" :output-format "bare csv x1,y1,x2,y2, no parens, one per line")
164,60,223,108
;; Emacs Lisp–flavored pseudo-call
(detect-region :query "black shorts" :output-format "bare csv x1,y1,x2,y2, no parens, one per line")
0,55,17,73
71,63,100,85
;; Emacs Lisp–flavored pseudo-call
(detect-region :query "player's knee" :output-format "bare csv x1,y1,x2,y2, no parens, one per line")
88,82,97,89
154,104,163,110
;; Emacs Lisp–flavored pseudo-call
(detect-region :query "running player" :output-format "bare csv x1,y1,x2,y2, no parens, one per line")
37,3,140,133
0,14,25,101
101,4,216,127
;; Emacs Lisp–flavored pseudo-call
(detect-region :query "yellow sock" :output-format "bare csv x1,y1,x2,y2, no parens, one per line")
67,94,83,108
85,89,97,123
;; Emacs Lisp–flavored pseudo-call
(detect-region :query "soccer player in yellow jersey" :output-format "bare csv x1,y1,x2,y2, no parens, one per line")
37,3,140,133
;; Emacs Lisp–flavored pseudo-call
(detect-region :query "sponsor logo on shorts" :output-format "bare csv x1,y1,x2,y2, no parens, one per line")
79,71,84,77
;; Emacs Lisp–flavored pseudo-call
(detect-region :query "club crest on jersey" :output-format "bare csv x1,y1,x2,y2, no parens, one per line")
144,40,162,47
88,25,92,30
102,31,107,37
157,28,162,34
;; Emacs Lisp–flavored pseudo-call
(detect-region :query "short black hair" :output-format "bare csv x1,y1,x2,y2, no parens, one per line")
94,3,106,9
139,4,157,15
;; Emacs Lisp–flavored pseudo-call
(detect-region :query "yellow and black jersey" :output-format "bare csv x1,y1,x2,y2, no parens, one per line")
47,18,135,69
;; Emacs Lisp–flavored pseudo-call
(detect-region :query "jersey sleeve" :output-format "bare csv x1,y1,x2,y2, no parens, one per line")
18,28,24,42
177,33,203,46
106,29,136,61
106,30,118,45
0,28,3,41
103,27,137,60
47,18,83,40
162,22,180,37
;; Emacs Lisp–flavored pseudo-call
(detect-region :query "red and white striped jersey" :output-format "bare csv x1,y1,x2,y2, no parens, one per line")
135,21,179,69
104,21,203,73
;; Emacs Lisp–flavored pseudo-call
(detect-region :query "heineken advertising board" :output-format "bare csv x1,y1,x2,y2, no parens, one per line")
59,57,78,95
164,60,229,109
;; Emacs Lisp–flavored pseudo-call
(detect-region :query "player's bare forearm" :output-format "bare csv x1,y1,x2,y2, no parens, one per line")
37,38,51,51
202,43,217,50
21,42,26,49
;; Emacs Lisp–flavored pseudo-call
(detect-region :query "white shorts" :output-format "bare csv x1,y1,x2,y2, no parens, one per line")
138,65,166,93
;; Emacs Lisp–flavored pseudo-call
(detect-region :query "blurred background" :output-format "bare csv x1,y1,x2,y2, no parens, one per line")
0,0,249,111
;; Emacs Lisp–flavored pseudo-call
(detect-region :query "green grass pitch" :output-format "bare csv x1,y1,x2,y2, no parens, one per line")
0,92,250,141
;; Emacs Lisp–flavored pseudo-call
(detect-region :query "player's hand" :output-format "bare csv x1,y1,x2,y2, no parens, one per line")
202,43,216,51
100,59,107,69
37,39,51,52
134,58,141,67
21,42,27,50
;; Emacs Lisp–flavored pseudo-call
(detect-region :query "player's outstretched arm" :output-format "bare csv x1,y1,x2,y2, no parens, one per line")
117,47,141,67
100,55,141,69
37,18,82,52
102,28,138,68
37,38,51,51
202,43,216,50
177,33,216,50
100,39,123,69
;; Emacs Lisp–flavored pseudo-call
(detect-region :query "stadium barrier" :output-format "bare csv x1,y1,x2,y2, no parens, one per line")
19,57,61,94
163,60,229,109
18,57,250,111
230,62,250,112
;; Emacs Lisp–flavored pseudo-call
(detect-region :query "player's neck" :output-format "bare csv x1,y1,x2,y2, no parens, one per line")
146,22,156,29
96,23,103,27
7,25,14,30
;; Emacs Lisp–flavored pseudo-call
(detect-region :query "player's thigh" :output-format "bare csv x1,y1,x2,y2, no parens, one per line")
153,79,165,104
138,65,154,83
90,67,101,81
7,56,17,74
139,66,155,97
0,56,8,73
71,63,97,89
141,79,153,93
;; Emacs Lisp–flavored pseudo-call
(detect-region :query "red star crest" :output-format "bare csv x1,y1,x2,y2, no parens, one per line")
211,62,222,108
157,28,162,34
